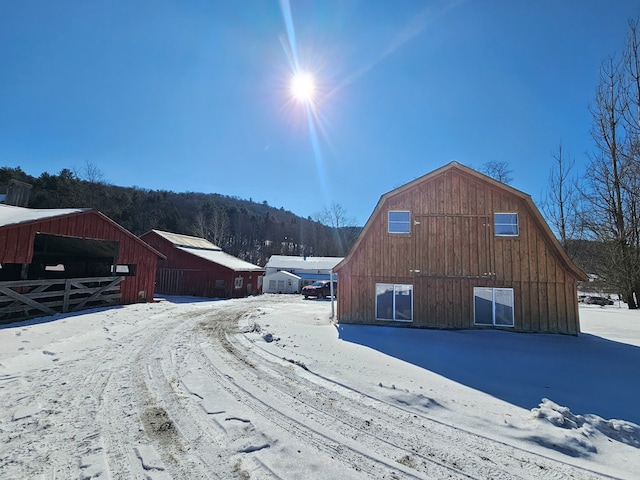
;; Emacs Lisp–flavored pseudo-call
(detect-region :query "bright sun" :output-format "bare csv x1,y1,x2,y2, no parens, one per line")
290,72,316,103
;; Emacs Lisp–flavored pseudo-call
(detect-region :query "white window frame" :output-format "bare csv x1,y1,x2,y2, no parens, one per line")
388,210,411,234
473,287,514,327
234,277,243,289
375,283,413,322
111,264,137,276
494,212,519,236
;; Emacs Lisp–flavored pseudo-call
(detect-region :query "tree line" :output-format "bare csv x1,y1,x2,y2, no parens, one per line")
0,165,359,266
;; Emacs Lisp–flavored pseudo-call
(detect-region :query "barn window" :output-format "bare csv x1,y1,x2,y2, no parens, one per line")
269,280,277,290
111,264,136,276
375,283,413,322
388,211,411,234
494,213,519,236
234,277,243,289
474,287,514,327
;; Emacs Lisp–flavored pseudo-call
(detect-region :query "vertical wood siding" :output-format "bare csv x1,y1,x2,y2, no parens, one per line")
336,167,583,334
141,232,262,299
0,211,159,305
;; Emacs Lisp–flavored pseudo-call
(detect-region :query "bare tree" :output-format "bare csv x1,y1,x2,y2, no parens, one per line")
541,143,582,255
191,211,209,239
190,202,230,247
623,19,640,144
583,26,640,308
479,161,513,184
316,203,359,256
76,161,106,184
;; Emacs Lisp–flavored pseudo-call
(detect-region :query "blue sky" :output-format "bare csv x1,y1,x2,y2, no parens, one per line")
1,1,639,226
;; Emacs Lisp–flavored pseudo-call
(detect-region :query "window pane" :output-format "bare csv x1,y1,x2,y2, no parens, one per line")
494,289,514,326
474,287,494,325
495,213,519,236
376,284,394,320
388,211,410,234
394,285,413,321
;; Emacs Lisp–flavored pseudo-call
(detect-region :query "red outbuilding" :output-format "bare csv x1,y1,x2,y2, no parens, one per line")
0,204,164,323
140,229,264,298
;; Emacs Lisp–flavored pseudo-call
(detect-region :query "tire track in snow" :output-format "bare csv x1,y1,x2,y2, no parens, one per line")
0,297,620,480
197,299,615,480
138,312,239,479
196,306,468,479
94,306,220,479
236,333,613,480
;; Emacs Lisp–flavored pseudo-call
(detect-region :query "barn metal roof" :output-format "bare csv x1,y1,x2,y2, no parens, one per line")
176,247,264,272
335,161,587,281
150,229,222,251
0,204,88,228
148,229,263,272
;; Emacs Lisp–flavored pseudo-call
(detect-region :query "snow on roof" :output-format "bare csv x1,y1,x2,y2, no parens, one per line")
265,255,344,270
263,270,301,280
152,229,221,251
0,204,88,228
177,247,264,272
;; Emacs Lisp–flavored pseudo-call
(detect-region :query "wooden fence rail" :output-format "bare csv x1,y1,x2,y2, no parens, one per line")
0,276,124,324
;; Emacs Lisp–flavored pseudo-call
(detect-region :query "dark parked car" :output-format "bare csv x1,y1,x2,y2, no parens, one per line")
584,295,614,306
302,280,337,299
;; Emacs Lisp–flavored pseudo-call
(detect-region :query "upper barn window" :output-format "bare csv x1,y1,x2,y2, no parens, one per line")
494,213,519,236
388,211,411,234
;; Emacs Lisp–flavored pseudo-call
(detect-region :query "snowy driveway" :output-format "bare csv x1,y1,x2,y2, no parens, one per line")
0,295,635,479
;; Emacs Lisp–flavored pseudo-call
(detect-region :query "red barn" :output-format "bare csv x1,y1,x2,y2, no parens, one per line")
140,229,264,298
0,204,163,322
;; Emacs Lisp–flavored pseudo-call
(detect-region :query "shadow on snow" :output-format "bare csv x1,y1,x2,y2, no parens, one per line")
336,324,640,425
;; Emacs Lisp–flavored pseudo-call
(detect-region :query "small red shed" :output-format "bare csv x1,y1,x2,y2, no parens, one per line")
0,204,164,322
140,229,264,298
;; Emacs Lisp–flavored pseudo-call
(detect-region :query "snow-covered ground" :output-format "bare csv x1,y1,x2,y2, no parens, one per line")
0,295,638,479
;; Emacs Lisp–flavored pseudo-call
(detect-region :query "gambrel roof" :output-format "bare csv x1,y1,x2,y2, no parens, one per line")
336,161,587,281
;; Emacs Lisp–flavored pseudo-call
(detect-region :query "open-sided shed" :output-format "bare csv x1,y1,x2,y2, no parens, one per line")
0,204,163,323
140,229,264,298
335,162,588,335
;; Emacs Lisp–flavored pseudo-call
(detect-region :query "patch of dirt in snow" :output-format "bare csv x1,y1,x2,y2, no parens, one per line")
142,406,179,442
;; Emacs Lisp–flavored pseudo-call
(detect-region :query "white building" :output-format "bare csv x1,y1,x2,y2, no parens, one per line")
262,270,301,294
264,255,343,292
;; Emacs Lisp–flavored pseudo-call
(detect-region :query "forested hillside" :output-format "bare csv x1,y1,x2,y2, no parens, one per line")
0,166,359,266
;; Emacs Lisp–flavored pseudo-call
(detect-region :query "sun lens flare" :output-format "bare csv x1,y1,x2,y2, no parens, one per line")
290,72,316,103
